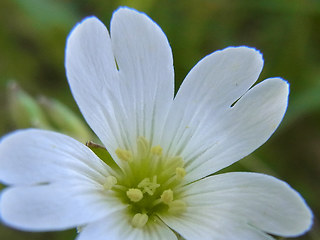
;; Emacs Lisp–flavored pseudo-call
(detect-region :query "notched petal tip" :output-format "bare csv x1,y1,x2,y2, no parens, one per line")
259,77,290,108
269,174,313,237
267,77,290,92
66,16,105,46
178,172,313,238
111,6,163,35
277,185,314,237
78,16,101,26
220,46,264,66
113,6,148,19
294,201,314,237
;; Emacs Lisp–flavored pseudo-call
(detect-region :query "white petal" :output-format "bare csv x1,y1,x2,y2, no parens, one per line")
161,47,263,157
0,182,125,231
164,172,312,238
65,16,126,159
160,208,274,240
77,210,177,240
111,8,174,148
0,129,111,185
185,77,289,182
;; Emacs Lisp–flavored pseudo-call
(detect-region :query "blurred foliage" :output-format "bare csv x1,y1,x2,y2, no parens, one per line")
6,81,94,142
0,0,319,239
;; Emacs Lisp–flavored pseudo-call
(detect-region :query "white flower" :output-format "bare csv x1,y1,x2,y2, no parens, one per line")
0,7,312,240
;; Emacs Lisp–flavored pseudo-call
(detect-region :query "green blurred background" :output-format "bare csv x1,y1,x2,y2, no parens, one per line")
0,0,319,239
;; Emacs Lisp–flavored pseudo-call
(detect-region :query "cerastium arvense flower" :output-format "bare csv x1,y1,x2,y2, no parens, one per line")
0,7,313,240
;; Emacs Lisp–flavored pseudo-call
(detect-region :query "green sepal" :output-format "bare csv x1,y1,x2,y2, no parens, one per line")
86,141,121,173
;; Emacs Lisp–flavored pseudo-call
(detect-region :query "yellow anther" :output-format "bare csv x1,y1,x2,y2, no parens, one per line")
168,200,187,214
170,156,184,168
151,145,162,156
103,176,117,190
176,167,186,180
138,176,160,196
137,136,150,157
115,148,132,161
161,189,173,204
131,213,148,228
126,188,143,202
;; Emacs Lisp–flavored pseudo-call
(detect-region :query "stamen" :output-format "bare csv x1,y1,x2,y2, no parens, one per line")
161,189,173,204
103,176,117,190
126,188,143,202
151,198,162,207
112,184,128,192
115,148,132,161
131,213,148,228
171,156,184,167
137,137,150,158
161,156,184,177
112,137,189,226
138,176,160,195
176,167,186,180
151,145,162,156
168,200,186,214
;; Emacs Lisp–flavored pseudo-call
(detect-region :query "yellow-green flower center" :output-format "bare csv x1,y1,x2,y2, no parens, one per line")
104,137,187,228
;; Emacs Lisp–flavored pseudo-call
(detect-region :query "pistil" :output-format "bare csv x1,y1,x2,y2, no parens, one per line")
107,137,187,228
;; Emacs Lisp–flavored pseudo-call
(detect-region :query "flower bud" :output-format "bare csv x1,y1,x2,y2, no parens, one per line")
7,81,50,129
38,96,92,142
